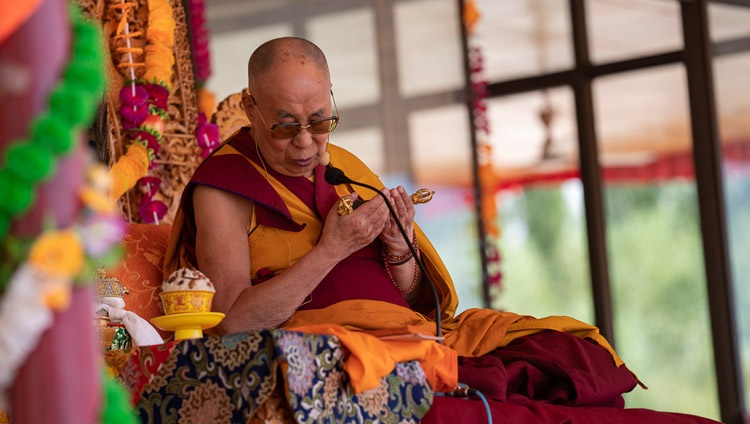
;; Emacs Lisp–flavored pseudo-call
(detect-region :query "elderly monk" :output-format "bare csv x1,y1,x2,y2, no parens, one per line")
164,37,721,423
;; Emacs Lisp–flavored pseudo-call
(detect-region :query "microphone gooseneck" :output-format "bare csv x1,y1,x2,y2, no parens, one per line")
324,166,443,341
324,166,352,185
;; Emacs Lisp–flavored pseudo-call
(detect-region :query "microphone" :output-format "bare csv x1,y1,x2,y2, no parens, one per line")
324,166,443,341
324,166,352,185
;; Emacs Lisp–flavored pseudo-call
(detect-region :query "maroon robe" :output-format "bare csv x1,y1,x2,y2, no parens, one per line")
179,128,410,310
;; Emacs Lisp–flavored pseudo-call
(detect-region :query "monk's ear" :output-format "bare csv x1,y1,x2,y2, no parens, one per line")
241,89,254,122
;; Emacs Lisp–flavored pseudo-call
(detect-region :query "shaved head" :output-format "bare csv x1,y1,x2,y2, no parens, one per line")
247,37,330,92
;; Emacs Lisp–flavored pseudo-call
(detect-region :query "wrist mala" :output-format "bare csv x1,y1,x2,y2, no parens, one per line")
383,232,419,266
384,257,419,294
382,233,420,293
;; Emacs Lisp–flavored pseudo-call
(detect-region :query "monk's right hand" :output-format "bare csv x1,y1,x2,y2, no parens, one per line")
319,192,390,261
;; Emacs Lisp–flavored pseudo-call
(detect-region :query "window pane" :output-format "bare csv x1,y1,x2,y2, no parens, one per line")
709,3,750,42
207,24,293,102
409,105,483,312
595,66,720,419
496,181,594,323
588,0,683,64
487,88,593,323
488,88,577,172
595,65,691,163
394,0,464,97
474,0,574,81
308,8,380,109
714,51,750,415
332,127,385,176
418,187,484,313
409,105,472,186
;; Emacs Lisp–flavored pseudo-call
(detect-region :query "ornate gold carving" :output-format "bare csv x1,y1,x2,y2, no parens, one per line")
410,188,435,205
212,91,250,141
95,267,129,298
337,198,355,216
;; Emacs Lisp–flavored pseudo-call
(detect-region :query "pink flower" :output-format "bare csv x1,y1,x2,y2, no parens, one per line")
196,123,219,149
138,176,162,197
120,103,149,125
145,83,170,111
130,131,160,155
199,146,216,159
119,84,149,106
139,199,168,224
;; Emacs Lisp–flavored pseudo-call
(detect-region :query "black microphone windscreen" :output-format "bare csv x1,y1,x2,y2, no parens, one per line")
324,166,350,185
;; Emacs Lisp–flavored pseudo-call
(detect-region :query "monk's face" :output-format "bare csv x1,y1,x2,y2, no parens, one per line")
244,61,333,178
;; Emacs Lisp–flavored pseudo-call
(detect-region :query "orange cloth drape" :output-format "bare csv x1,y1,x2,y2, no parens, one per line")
290,323,457,394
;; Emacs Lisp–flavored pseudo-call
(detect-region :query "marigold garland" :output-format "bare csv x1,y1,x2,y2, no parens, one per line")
107,0,175,223
463,0,503,294
109,142,149,201
141,0,175,88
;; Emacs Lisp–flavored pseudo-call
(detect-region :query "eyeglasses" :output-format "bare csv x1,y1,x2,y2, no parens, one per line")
250,92,340,139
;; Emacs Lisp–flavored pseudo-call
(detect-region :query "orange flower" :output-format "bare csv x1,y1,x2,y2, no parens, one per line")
28,230,85,278
143,43,175,86
478,164,500,237
148,11,175,46
463,0,481,35
141,0,175,87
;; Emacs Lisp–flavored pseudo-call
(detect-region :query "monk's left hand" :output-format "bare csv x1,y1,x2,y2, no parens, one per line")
379,186,415,255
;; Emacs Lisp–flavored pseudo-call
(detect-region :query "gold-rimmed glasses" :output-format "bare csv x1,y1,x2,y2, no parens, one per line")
250,91,339,139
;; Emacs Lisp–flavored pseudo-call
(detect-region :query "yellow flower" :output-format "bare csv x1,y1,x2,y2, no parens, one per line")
28,230,85,278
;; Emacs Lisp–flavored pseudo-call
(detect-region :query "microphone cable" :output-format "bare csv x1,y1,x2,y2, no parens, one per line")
325,166,442,341
437,383,493,424
326,167,494,423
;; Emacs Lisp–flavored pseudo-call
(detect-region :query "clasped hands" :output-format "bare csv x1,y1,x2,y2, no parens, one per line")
323,186,432,259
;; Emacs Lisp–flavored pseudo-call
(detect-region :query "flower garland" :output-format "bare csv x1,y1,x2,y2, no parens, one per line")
185,0,218,119
108,0,174,224
0,4,125,408
186,0,211,83
463,0,504,293
185,0,220,152
0,3,105,241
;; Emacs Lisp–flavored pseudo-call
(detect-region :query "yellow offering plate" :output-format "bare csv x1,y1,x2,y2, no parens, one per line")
151,312,225,341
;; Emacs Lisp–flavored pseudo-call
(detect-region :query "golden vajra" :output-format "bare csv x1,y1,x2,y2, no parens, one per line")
337,188,435,216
